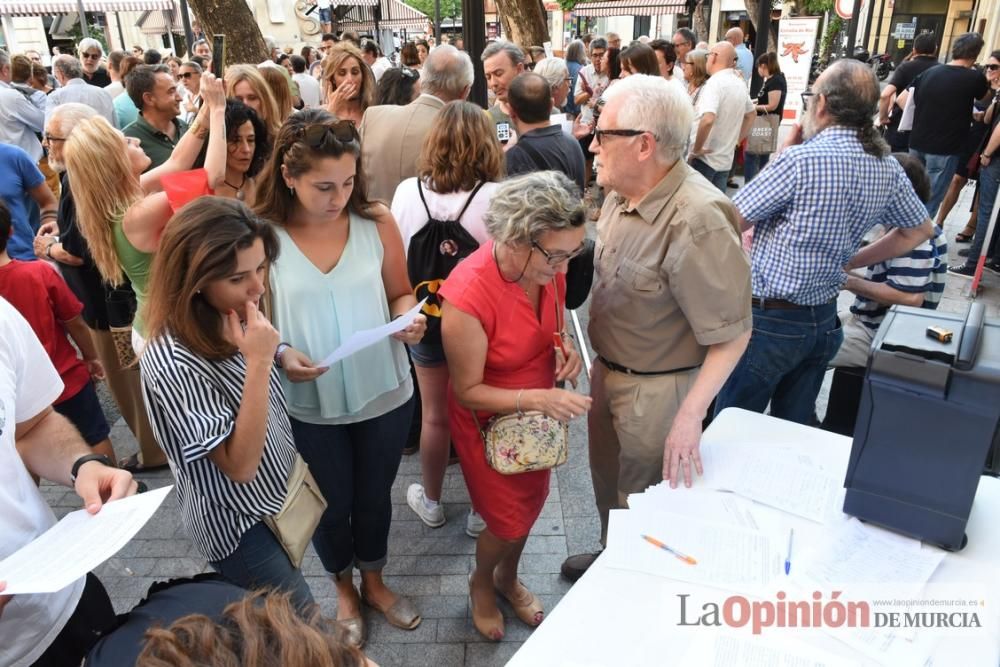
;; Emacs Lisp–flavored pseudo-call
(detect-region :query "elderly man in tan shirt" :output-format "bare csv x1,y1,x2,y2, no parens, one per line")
562,74,753,582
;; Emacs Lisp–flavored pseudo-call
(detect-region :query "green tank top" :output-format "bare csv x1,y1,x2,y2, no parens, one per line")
111,213,153,336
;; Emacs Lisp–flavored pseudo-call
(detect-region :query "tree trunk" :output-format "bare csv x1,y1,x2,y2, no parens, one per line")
744,0,778,52
692,0,709,43
184,0,269,65
493,0,549,49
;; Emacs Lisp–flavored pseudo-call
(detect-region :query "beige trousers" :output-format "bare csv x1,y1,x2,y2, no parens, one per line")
91,327,166,466
588,361,699,543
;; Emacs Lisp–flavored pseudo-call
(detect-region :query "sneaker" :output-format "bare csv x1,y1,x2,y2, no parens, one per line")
406,483,445,528
560,551,603,583
465,509,486,538
985,260,1000,275
958,248,970,258
948,263,976,278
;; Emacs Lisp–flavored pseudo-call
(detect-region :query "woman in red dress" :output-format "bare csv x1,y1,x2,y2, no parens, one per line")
439,171,592,641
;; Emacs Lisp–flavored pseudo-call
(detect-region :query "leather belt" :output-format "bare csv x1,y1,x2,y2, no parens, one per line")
598,356,700,376
751,296,833,310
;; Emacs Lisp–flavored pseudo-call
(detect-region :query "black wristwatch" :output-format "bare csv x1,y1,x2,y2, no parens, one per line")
70,453,114,484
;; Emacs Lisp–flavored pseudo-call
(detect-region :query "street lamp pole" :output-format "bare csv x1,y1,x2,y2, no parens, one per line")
76,0,90,37
461,0,487,107
179,0,195,55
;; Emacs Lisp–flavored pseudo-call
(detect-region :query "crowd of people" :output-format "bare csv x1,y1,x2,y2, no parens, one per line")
0,22,995,666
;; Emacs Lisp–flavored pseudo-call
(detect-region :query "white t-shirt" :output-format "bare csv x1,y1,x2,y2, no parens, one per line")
390,178,499,252
293,72,322,107
0,297,83,667
690,68,754,172
371,57,393,83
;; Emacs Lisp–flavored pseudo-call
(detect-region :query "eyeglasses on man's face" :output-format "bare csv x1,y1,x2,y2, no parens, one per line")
594,128,647,145
532,240,586,265
42,133,66,144
801,91,815,110
82,52,101,60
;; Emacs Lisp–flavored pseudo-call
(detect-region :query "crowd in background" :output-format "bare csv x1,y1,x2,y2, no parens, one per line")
0,22,997,667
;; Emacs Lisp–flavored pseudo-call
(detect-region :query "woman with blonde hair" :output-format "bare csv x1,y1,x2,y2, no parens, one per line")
226,64,282,139
63,75,227,351
257,64,295,123
390,101,504,536
322,43,376,125
682,48,709,101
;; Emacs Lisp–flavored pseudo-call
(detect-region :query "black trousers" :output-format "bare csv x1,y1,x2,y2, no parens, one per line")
32,573,116,667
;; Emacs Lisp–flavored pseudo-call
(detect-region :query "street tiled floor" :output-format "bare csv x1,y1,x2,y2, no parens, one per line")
41,179,1000,666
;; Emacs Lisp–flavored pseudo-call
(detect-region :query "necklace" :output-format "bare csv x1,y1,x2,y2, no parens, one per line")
223,174,247,201
492,243,532,295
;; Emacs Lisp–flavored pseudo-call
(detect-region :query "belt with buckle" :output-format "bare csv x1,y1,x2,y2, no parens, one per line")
751,296,832,310
598,356,700,376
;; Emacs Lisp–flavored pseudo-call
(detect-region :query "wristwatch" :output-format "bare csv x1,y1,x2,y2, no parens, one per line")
70,453,115,484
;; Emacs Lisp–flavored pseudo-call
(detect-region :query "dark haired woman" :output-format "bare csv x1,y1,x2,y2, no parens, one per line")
139,196,314,610
619,43,660,77
376,66,420,106
744,52,787,183
217,99,270,202
254,108,426,647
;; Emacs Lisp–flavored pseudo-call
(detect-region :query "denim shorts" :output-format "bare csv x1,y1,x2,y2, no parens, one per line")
409,341,446,368
318,6,332,22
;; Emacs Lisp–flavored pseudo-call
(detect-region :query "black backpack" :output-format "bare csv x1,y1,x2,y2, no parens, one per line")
407,180,485,345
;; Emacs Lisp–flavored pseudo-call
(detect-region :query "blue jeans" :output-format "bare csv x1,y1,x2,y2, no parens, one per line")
290,396,414,575
690,157,729,191
743,152,771,184
908,149,960,219
210,522,315,611
967,158,1000,264
715,302,843,424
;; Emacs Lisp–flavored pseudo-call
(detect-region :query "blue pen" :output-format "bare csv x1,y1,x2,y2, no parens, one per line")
784,528,794,575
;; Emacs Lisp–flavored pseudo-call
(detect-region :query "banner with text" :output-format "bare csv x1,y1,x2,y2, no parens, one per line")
776,16,820,123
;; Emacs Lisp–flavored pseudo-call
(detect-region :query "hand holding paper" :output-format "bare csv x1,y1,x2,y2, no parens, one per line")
318,298,427,369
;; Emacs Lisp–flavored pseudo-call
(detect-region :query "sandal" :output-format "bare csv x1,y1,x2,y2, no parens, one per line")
119,453,169,474
955,232,973,243
469,575,504,640
493,575,544,626
360,584,421,630
337,616,367,649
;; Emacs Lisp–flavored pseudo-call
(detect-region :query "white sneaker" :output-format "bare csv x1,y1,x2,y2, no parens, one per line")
407,483,445,528
465,509,486,538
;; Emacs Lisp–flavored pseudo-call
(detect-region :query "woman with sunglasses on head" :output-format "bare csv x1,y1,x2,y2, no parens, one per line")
322,43,376,126
139,197,315,611
440,171,590,641
254,109,426,648
63,74,227,354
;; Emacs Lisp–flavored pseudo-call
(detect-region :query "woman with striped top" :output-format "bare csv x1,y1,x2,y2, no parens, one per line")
254,108,426,648
138,196,314,610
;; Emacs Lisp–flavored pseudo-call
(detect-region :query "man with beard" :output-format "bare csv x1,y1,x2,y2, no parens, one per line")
713,59,934,425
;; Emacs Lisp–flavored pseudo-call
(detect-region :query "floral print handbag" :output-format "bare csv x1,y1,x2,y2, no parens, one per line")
473,279,570,475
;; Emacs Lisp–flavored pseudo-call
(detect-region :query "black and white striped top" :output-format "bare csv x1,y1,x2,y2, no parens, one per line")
139,333,297,563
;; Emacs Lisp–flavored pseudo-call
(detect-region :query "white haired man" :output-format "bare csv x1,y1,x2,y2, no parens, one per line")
46,55,117,126
77,38,111,87
360,44,473,203
561,74,752,582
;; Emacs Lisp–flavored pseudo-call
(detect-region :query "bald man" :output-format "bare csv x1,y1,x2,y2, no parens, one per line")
688,42,755,190
726,27,753,83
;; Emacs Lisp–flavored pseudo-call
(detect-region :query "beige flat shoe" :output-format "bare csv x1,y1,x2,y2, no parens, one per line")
337,616,366,649
469,575,504,641
494,576,544,626
360,585,422,630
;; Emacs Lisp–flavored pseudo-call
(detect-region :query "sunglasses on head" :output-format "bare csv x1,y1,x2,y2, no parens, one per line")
299,120,358,148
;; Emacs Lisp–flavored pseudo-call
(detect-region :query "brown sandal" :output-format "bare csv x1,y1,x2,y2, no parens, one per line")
493,576,544,626
360,585,421,630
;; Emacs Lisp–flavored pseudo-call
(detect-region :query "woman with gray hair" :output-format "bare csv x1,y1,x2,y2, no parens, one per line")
532,57,571,111
439,170,591,641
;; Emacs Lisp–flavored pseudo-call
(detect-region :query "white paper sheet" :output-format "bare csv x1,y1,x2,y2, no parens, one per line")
603,509,783,592
317,298,426,368
0,485,172,594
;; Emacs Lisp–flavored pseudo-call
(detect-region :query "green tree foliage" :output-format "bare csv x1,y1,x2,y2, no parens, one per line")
402,0,462,18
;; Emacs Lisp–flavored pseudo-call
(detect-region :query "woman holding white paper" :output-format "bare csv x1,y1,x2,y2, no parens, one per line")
253,108,426,649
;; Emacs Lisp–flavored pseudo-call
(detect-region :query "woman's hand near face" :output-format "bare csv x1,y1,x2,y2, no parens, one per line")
224,301,279,365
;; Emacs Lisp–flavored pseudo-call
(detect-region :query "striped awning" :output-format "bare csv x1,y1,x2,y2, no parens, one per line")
136,5,182,34
339,0,427,32
0,0,171,15
571,0,685,17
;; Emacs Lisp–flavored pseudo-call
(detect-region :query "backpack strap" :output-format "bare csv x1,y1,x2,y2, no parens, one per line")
454,181,487,223
416,179,434,220
516,140,549,172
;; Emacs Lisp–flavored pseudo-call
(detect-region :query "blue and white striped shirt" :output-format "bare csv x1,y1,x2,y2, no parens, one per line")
850,225,947,329
735,127,929,305
140,333,297,562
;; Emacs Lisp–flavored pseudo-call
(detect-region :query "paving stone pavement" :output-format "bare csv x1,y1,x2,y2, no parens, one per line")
41,179,1000,666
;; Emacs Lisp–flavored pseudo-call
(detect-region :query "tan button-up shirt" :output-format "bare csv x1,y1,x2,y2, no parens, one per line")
588,160,752,372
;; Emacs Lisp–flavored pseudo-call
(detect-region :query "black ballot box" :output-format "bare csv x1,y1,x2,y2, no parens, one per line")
843,303,1000,551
